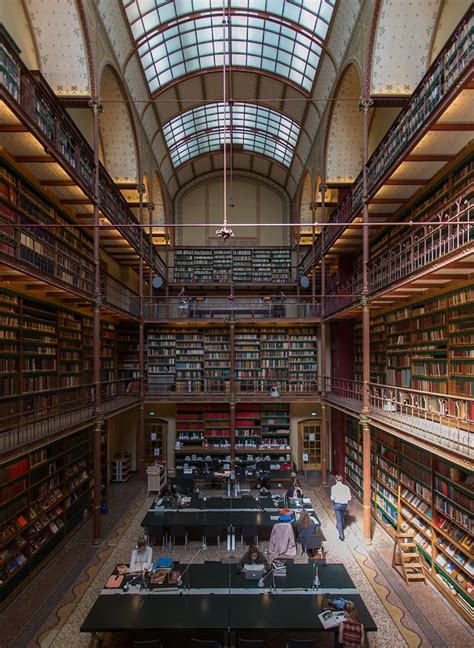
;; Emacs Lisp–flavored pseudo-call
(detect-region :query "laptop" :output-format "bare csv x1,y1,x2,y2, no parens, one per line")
244,564,265,580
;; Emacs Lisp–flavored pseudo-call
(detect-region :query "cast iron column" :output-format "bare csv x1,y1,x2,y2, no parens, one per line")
319,184,328,485
359,96,374,544
138,183,146,483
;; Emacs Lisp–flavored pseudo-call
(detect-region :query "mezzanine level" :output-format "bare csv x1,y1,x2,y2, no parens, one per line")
323,376,473,465
0,379,140,454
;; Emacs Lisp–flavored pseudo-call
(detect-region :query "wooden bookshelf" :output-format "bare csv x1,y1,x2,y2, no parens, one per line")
353,320,363,382
369,315,386,384
448,287,474,413
147,330,175,392
111,453,131,483
173,248,292,284
0,427,96,604
100,321,116,395
117,324,140,382
288,327,318,391
176,404,205,448
234,328,260,393
175,332,203,394
203,328,230,392
344,417,474,624
205,404,231,449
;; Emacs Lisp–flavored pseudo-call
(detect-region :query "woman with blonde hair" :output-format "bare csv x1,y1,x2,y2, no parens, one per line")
338,601,365,647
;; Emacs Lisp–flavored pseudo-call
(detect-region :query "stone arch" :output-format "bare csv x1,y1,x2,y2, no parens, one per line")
99,65,138,182
325,64,363,184
298,171,313,246
370,0,442,95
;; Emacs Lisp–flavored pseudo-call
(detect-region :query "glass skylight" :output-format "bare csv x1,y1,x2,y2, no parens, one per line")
123,0,336,93
163,102,300,167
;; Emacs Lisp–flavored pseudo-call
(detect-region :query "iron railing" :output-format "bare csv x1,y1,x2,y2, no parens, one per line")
0,34,166,279
323,376,473,456
324,191,473,317
0,380,140,452
144,296,320,321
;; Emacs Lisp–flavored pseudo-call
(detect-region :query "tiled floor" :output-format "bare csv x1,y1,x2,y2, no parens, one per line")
1,475,471,647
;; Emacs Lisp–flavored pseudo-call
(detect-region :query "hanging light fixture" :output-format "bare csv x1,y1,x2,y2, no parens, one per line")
216,1,234,241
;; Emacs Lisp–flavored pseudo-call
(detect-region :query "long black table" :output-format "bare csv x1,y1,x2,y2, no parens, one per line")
80,562,377,646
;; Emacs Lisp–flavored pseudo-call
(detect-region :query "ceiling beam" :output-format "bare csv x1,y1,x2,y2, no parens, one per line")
40,179,77,187
0,125,28,132
385,179,428,186
15,156,55,163
430,123,474,131
405,154,454,162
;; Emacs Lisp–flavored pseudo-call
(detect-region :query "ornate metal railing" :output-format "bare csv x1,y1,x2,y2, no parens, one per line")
144,296,320,321
0,32,166,278
323,376,473,456
0,380,140,452
299,7,473,273
324,273,363,317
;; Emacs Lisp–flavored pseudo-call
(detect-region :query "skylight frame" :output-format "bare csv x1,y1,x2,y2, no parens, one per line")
162,101,300,167
122,0,336,94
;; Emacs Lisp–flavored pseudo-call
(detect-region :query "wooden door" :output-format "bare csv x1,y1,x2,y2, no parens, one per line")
298,420,321,470
144,419,167,466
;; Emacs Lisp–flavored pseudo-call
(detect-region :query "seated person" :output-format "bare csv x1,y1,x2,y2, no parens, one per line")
130,536,153,574
297,510,318,553
285,479,304,501
237,544,270,573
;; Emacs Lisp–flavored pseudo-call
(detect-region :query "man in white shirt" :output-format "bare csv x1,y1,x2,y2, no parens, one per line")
330,475,351,541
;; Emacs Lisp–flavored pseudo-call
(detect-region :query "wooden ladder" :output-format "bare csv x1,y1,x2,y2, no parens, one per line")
392,532,426,584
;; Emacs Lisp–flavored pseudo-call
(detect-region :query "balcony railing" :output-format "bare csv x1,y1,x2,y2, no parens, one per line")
146,380,320,399
144,296,320,321
0,380,140,452
0,34,166,278
323,191,473,317
300,8,473,272
323,376,473,457
103,274,140,317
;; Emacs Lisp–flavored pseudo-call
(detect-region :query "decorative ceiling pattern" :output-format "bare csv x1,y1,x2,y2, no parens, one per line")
25,0,90,95
371,0,441,94
325,64,363,183
100,66,138,182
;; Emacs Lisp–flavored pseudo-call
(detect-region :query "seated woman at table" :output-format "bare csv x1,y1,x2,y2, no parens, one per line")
130,536,153,574
297,510,318,554
338,602,365,647
285,479,304,501
237,544,270,573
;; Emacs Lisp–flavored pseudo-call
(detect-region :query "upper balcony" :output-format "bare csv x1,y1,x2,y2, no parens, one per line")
323,376,473,466
0,379,140,455
301,8,473,274
0,29,166,280
324,189,473,318
144,296,320,322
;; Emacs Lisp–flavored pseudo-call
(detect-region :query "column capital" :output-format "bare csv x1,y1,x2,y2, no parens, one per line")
359,413,371,426
358,96,374,113
360,294,369,307
319,183,328,193
137,183,146,196
88,98,103,114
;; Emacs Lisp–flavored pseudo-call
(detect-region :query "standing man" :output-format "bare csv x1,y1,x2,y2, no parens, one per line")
330,475,351,541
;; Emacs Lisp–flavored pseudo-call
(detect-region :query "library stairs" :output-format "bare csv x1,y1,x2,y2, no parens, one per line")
392,533,427,585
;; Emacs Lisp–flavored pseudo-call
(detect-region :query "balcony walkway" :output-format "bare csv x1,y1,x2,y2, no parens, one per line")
0,393,140,453
325,393,473,460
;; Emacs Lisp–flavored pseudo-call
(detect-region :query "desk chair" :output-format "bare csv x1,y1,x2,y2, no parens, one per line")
169,525,188,551
286,640,317,648
240,525,259,548
132,640,162,648
302,534,323,557
202,525,222,549
190,640,222,648
151,526,168,551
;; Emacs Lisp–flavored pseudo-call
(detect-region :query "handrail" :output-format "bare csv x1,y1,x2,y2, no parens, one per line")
0,380,140,452
323,376,473,456
299,7,473,273
324,190,473,317
0,32,165,278
144,296,320,320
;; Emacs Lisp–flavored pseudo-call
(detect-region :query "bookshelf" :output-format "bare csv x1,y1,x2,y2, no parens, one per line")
353,320,363,382
369,315,386,384
173,248,292,284
175,332,203,394
147,330,175,392
203,328,230,392
145,419,167,466
260,329,288,391
0,427,96,603
235,403,261,450
100,321,116,396
176,404,205,447
448,287,474,415
58,311,82,389
344,418,474,623
288,327,318,391
205,404,231,448
0,290,20,398
117,324,140,382
235,328,260,393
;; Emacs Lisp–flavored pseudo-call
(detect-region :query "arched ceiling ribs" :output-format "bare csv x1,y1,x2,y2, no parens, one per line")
122,1,336,95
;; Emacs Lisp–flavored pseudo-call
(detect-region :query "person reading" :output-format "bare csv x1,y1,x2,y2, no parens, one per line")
297,510,319,555
338,601,365,647
285,479,303,501
130,536,153,574
237,544,270,573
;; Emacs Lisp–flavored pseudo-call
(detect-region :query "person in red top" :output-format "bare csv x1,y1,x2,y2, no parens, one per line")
338,601,365,647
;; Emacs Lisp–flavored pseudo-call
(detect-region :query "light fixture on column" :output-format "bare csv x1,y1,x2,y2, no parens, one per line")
216,2,234,241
